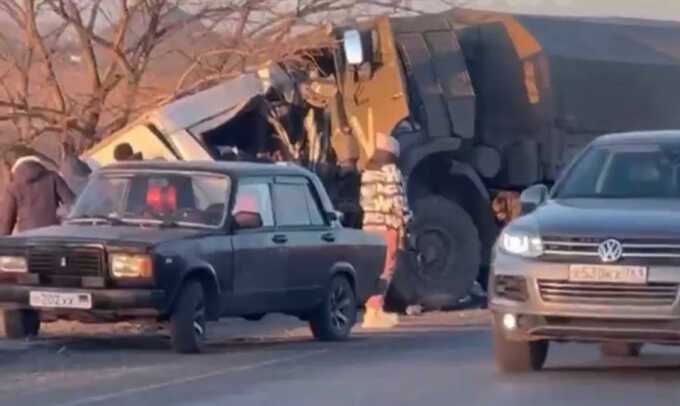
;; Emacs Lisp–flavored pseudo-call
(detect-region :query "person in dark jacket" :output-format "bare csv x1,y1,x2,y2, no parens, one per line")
0,156,76,235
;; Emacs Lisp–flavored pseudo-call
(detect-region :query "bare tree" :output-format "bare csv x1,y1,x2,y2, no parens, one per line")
0,0,439,152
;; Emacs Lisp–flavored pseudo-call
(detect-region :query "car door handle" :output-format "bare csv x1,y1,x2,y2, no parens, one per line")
272,234,288,244
321,232,336,243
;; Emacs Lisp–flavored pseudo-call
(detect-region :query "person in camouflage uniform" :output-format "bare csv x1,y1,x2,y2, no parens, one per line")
360,132,411,328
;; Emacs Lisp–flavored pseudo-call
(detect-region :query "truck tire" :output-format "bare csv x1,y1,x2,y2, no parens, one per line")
493,324,548,373
310,276,357,341
600,343,642,357
2,309,40,339
402,195,481,309
170,281,207,353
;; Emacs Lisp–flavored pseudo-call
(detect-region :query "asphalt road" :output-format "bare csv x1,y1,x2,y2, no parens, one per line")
1,312,680,406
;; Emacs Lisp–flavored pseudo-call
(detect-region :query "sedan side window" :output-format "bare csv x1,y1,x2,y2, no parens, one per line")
305,185,326,226
272,181,327,227
232,183,274,227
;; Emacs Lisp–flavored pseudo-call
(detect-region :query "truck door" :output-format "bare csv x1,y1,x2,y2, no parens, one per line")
338,17,410,166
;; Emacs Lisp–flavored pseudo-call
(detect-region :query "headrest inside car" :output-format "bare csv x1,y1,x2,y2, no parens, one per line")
147,185,177,212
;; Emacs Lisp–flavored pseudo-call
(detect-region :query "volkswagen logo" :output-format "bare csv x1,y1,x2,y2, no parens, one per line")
598,239,623,263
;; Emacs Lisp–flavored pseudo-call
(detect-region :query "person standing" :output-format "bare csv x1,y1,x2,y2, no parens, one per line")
360,133,411,329
0,155,76,235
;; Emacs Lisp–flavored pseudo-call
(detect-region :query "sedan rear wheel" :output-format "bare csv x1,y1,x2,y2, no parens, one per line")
310,276,357,341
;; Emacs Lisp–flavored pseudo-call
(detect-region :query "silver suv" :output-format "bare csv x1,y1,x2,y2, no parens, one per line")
490,131,680,372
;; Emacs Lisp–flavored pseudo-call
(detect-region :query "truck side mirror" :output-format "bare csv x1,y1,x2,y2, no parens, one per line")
233,211,263,230
520,184,549,214
343,30,364,65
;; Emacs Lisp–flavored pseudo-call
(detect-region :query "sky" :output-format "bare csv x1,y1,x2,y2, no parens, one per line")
423,0,680,21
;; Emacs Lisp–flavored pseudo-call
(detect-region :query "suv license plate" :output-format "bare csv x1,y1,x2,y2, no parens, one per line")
29,291,92,309
569,265,648,284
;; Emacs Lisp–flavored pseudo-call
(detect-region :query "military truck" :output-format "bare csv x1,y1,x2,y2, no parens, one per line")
83,9,680,309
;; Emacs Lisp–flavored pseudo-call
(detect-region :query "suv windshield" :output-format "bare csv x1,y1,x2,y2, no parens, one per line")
556,143,680,199
69,171,230,228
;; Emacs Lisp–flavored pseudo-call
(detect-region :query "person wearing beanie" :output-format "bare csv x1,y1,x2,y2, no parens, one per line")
360,132,411,329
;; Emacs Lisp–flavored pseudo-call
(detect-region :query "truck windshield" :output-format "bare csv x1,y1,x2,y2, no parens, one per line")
69,171,230,228
556,143,680,199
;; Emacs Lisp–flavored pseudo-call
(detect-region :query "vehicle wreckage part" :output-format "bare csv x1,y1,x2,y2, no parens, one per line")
309,275,357,341
399,195,481,309
170,281,206,354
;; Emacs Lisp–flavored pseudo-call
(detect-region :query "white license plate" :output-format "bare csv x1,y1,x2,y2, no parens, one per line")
29,291,92,309
568,264,648,284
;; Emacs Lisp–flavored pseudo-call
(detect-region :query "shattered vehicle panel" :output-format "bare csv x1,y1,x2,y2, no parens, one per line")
84,9,680,309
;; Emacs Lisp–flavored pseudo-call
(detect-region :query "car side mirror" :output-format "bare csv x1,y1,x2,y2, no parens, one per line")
327,210,345,223
233,211,263,230
520,184,549,214
343,29,364,65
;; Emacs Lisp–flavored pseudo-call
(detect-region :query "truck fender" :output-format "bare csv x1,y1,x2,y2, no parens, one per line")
400,137,462,178
449,160,490,201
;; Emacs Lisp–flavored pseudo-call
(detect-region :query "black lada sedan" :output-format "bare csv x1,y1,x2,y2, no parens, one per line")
0,161,385,353
490,131,680,372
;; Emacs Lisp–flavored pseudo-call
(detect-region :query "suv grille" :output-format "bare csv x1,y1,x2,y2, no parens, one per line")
538,280,678,306
28,247,104,277
542,237,680,263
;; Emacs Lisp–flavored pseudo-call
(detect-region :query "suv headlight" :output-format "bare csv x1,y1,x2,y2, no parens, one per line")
0,256,27,273
110,254,152,278
500,228,543,258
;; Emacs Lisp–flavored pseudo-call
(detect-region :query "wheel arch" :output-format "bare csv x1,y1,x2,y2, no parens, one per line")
174,266,221,321
407,153,498,267
329,262,357,295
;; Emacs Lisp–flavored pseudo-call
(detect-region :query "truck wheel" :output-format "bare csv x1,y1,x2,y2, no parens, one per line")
493,324,548,373
310,276,357,341
2,309,40,339
404,195,481,309
170,281,207,353
600,343,642,357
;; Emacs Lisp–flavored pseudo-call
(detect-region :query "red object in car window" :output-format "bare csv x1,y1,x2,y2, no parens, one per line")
147,185,177,212
233,194,256,213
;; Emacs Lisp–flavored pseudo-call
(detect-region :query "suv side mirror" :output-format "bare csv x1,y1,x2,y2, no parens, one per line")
343,30,364,65
233,211,263,230
520,184,549,214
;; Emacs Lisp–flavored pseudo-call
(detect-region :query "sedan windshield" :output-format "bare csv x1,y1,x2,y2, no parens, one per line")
556,143,680,199
69,171,230,228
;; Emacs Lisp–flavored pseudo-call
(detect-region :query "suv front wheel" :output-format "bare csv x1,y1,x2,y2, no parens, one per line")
493,324,548,373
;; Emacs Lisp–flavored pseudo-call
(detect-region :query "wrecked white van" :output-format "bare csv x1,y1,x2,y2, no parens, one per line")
84,65,295,168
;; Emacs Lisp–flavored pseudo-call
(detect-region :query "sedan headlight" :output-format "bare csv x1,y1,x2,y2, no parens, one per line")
110,254,152,278
0,256,27,273
500,229,543,258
